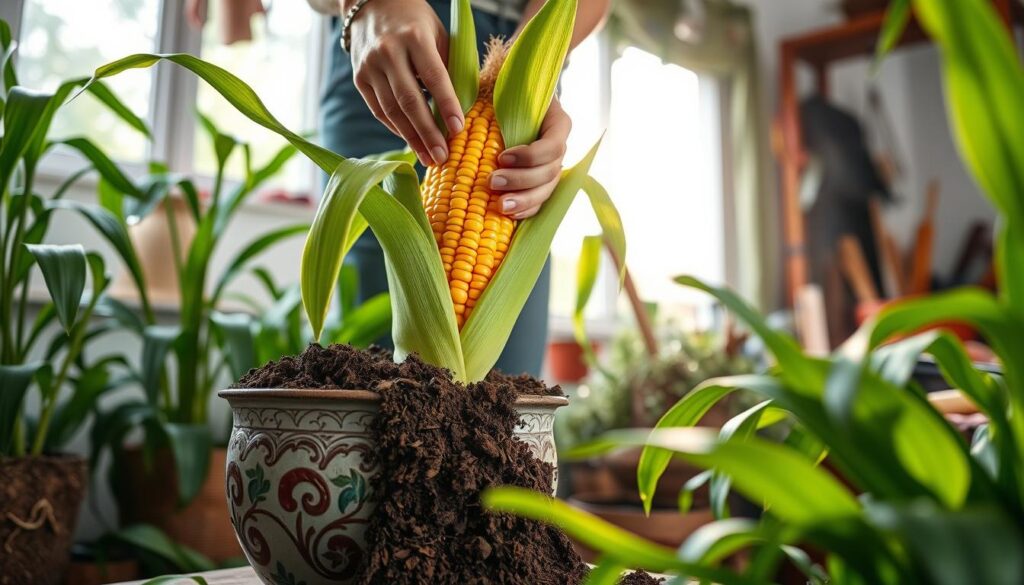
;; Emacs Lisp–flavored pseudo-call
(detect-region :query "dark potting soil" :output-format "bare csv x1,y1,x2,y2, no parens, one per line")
619,569,666,584
236,344,586,584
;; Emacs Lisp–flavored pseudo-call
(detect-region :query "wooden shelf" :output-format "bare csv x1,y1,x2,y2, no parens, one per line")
774,1,1019,346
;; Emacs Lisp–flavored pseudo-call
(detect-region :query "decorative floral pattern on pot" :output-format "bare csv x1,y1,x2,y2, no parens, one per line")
222,391,565,585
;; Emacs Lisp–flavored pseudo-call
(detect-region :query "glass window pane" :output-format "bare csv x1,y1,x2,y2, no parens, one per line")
193,2,315,194
17,0,160,162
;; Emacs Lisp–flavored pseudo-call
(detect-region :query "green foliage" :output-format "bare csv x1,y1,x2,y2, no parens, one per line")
491,2,1024,580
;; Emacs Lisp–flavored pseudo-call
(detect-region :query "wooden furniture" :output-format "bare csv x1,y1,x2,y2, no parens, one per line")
775,1,1019,309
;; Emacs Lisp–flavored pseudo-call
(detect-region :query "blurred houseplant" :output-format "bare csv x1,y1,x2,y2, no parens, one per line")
84,114,391,560
559,237,754,560
0,20,163,584
485,0,1024,582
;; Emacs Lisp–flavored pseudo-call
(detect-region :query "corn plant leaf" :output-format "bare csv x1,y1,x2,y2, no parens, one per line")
461,140,600,381
25,244,87,333
582,176,626,282
55,137,143,198
630,427,860,524
0,363,42,454
493,0,577,148
572,235,602,361
865,501,1024,585
85,54,343,173
482,487,751,584
301,158,397,340
635,375,778,515
0,20,19,92
874,0,911,67
79,79,152,138
211,224,308,304
447,0,479,116
162,422,213,506
359,184,465,377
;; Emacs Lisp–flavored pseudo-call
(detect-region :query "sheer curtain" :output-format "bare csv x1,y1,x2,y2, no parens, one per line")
609,0,776,309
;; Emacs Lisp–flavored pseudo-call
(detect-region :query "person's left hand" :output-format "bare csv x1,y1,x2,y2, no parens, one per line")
490,98,572,220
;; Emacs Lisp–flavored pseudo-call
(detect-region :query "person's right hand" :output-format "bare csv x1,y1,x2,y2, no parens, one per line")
346,0,465,166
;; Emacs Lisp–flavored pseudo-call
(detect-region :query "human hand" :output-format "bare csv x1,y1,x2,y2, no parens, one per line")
347,0,465,165
490,98,572,219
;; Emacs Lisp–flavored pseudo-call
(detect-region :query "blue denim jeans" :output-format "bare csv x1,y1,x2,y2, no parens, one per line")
319,1,551,377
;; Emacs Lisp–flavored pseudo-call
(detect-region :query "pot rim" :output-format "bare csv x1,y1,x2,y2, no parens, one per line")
218,387,569,407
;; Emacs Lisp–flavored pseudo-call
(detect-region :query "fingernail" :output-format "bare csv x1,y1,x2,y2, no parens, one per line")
448,116,464,134
500,153,516,166
491,174,508,188
502,198,517,212
430,145,448,165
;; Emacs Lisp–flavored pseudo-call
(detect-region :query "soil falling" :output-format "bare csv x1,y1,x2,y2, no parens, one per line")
236,344,587,584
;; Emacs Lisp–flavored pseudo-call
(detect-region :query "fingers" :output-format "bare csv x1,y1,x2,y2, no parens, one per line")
409,48,465,136
498,179,560,220
498,110,570,168
386,63,448,163
489,161,561,192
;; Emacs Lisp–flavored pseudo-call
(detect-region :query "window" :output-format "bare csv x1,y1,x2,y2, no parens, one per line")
555,36,725,327
193,1,321,194
12,0,325,195
17,0,161,162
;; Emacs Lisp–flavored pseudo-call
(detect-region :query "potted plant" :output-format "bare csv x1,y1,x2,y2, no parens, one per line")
486,1,1024,582
82,0,627,582
83,113,392,562
0,20,155,583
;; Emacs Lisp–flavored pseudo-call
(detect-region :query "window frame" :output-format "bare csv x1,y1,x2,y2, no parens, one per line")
9,0,329,204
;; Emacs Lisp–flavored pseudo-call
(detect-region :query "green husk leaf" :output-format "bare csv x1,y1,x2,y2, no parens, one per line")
493,0,577,148
447,0,479,115
460,139,600,382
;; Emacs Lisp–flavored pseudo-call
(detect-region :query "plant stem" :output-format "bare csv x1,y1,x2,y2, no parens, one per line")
164,197,185,284
30,296,96,455
15,271,31,360
12,416,26,457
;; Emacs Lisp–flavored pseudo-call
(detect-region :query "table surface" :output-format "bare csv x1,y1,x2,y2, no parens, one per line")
116,566,676,584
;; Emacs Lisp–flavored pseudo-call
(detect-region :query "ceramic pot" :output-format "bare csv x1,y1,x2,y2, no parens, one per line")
219,388,567,585
0,455,87,585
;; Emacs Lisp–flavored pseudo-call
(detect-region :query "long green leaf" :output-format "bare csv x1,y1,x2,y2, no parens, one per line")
572,235,602,361
112,523,215,573
0,87,51,189
874,0,911,66
635,375,779,515
585,559,627,585
333,292,392,348
461,140,600,381
446,0,479,116
162,422,213,505
582,176,626,281
483,487,750,584
0,363,41,454
493,0,577,148
25,244,87,333
211,224,308,303
141,326,179,406
57,137,143,198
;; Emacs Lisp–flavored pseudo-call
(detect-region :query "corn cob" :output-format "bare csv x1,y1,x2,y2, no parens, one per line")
422,42,514,328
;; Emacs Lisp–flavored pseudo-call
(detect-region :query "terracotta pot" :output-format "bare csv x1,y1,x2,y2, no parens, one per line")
116,447,242,562
109,196,196,306
567,492,714,563
219,388,568,585
0,455,87,585
546,340,596,383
